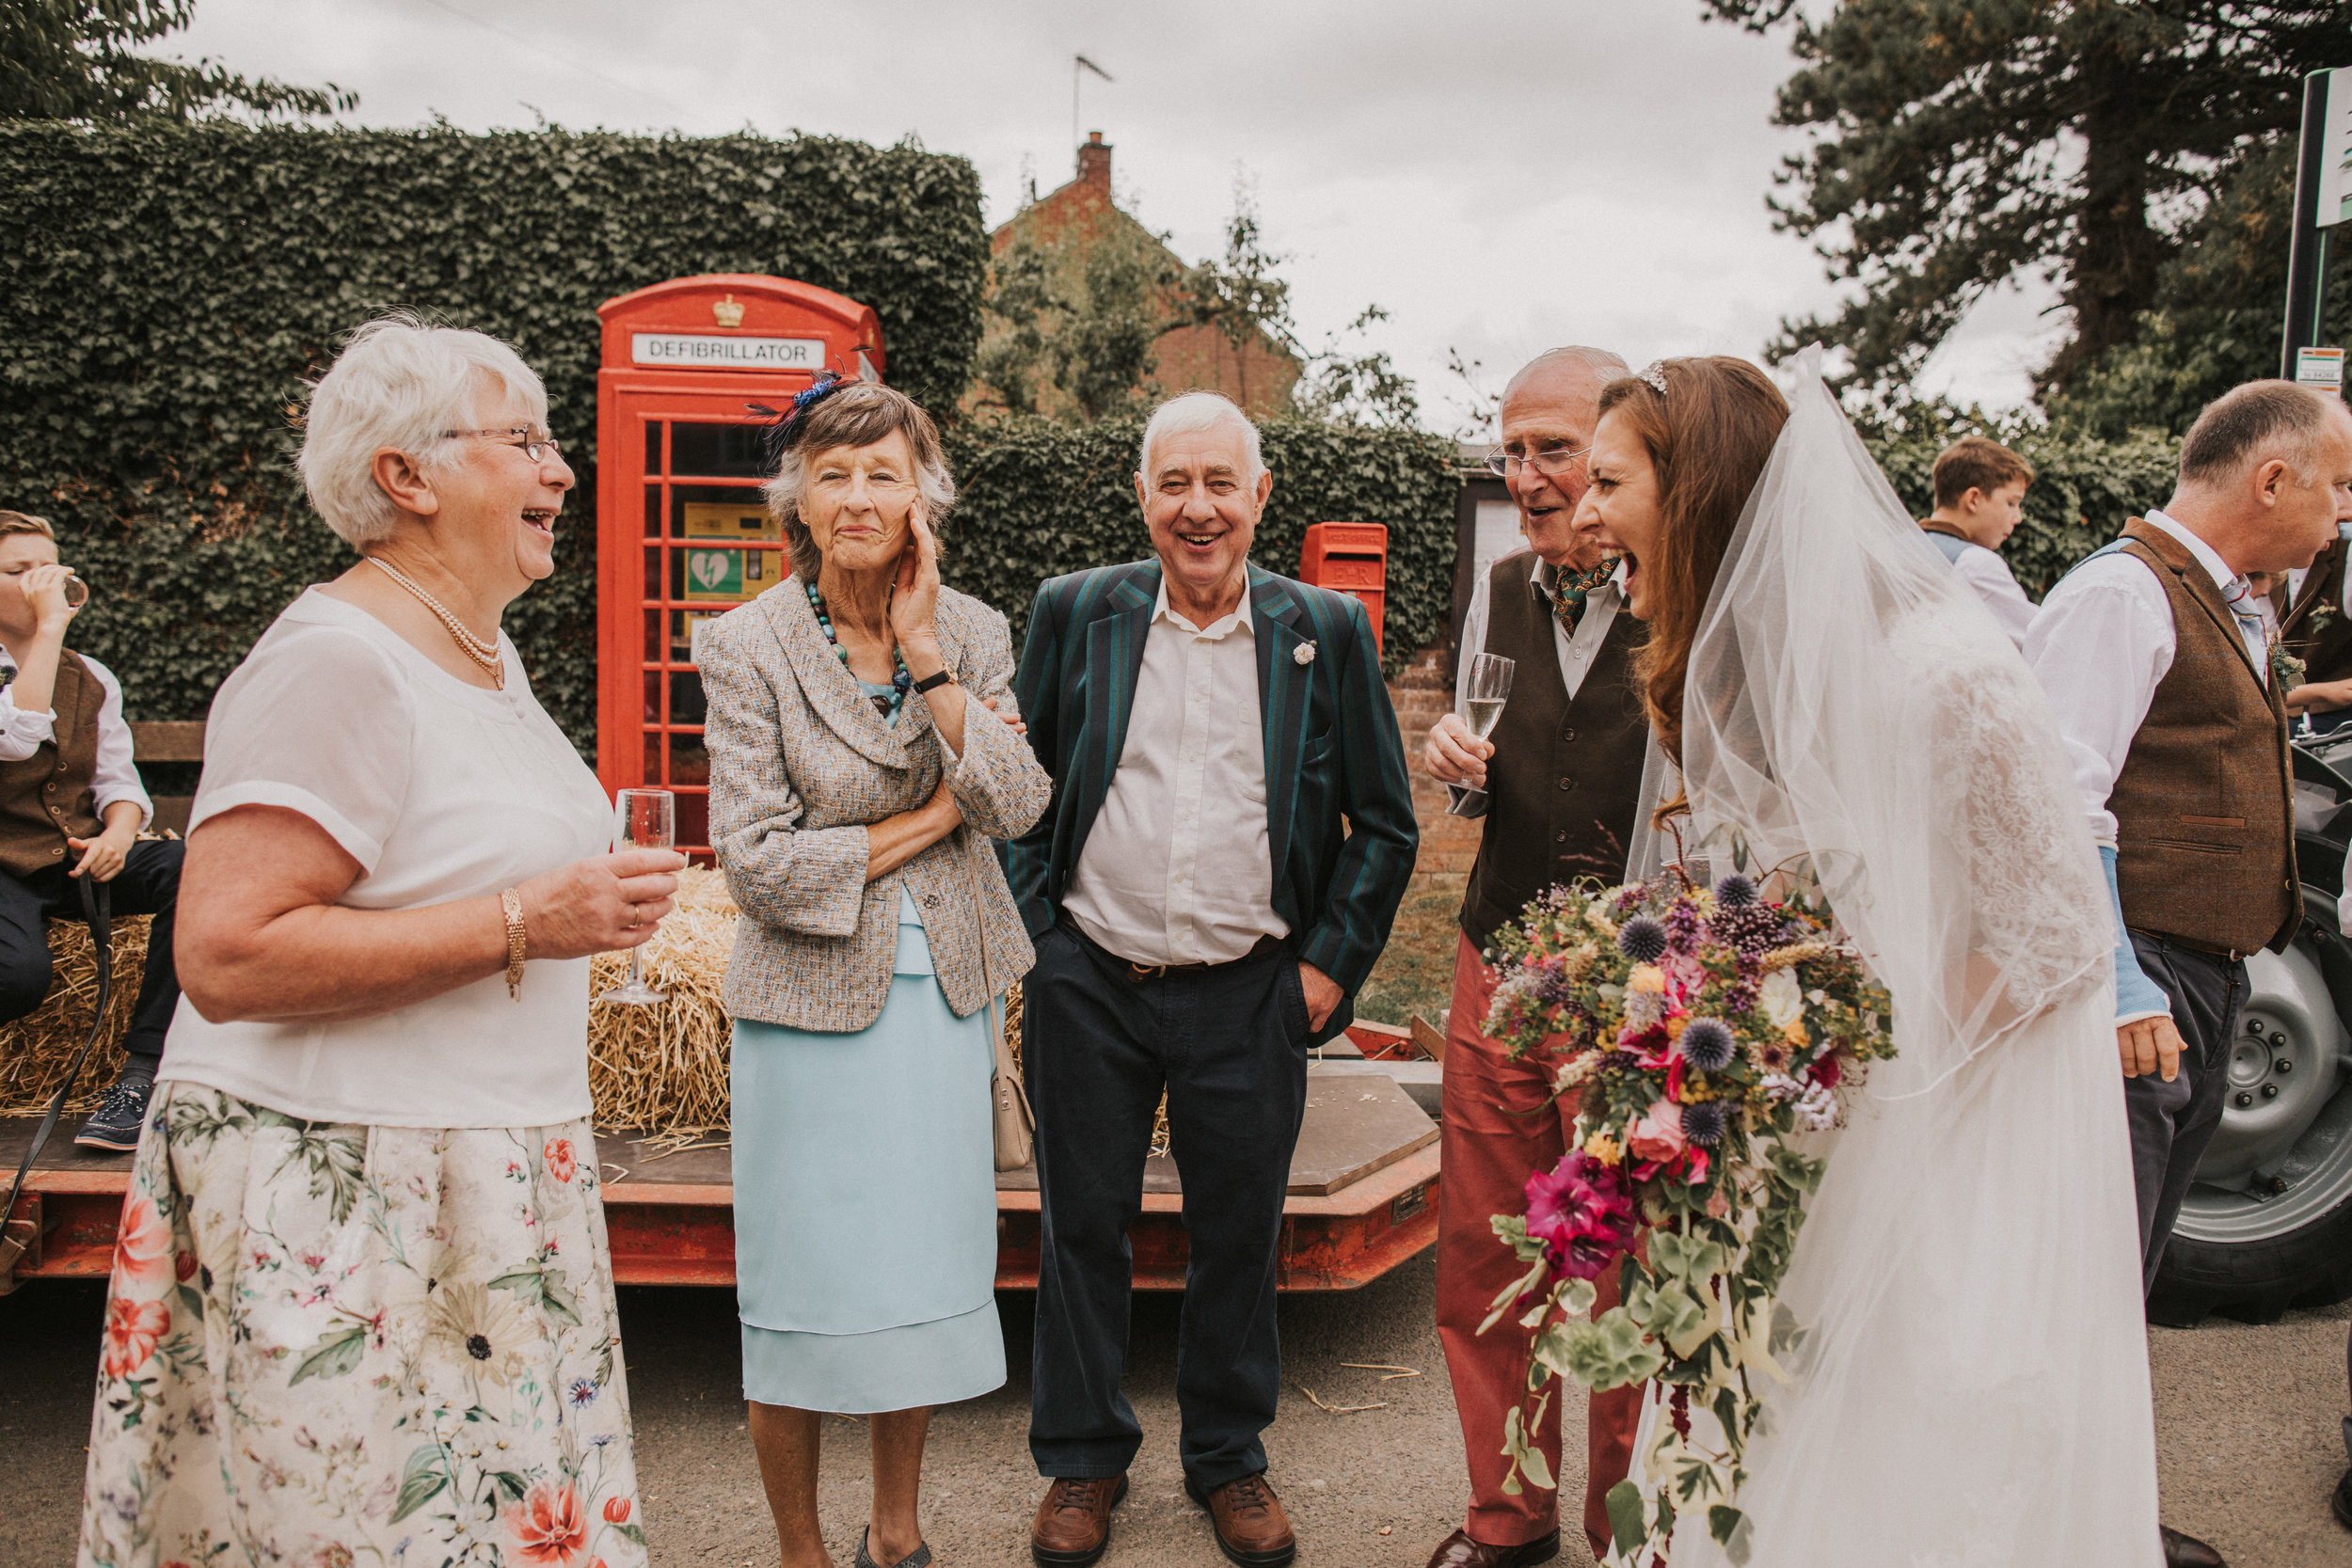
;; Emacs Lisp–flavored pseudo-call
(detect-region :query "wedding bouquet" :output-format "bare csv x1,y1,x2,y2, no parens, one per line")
1477,867,1894,1563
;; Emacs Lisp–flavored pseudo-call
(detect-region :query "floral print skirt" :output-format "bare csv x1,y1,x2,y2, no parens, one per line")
78,1082,645,1568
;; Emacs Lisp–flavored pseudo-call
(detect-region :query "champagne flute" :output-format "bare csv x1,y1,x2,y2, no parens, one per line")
1446,652,1516,816
597,787,673,1006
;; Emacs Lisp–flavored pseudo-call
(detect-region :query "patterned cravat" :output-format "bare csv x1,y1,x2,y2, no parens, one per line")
1544,557,1620,638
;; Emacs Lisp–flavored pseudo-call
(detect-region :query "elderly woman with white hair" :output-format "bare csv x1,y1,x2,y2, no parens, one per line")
76,314,683,1568
695,375,1049,1568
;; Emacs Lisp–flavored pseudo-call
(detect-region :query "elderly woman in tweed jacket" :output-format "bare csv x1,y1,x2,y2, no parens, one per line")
695,378,1050,1568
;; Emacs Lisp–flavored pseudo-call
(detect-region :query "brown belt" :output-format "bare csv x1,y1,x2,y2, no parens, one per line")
1120,932,1285,981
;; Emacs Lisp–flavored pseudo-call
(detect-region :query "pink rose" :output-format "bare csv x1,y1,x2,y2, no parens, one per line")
1626,1100,1687,1164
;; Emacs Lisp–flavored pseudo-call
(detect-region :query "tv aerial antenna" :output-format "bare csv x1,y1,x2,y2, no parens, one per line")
1073,54,1113,169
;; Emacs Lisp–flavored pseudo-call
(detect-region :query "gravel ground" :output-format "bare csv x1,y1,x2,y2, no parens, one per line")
8,1258,2352,1567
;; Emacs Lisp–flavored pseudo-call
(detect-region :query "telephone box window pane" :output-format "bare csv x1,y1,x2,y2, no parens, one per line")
644,485,660,536
644,420,663,475
669,669,707,727
674,609,726,661
670,422,766,478
644,547,661,601
669,731,710,787
643,671,660,725
673,545,784,604
671,483,778,541
643,732,661,780
643,610,660,661
675,790,709,850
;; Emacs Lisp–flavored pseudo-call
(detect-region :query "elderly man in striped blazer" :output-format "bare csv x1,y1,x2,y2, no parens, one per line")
1006,390,1417,1568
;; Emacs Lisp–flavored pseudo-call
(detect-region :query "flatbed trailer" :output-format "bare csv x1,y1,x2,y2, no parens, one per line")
2,1024,1445,1294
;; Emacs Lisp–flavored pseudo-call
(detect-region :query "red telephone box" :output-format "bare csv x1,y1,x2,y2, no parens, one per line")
595,274,885,858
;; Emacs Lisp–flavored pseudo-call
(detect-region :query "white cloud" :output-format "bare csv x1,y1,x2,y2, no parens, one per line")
169,0,2058,420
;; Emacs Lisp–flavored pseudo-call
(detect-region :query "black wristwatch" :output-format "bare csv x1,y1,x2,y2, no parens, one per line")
912,668,957,694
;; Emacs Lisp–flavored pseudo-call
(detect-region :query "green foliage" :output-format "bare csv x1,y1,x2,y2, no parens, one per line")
1865,424,2183,599
2,0,351,121
0,119,988,743
972,223,1183,420
1703,0,2343,398
937,413,1461,678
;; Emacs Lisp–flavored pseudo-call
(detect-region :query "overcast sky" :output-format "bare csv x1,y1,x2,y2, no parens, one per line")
171,0,2065,432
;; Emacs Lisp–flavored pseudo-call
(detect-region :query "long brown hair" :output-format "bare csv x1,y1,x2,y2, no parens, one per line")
1598,356,1788,785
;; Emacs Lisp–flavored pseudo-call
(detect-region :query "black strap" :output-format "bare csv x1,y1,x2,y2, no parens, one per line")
0,874,114,1255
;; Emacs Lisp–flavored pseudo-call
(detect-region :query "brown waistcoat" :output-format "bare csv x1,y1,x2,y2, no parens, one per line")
2109,519,2299,956
2280,535,2352,684
0,649,105,879
1459,554,1649,949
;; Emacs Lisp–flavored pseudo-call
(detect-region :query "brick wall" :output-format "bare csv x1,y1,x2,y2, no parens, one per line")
1388,638,1481,895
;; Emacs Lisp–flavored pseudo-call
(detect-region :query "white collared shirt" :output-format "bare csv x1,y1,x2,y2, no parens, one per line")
2025,510,2266,847
1930,534,2040,648
0,645,151,829
1454,550,1626,711
1064,580,1286,965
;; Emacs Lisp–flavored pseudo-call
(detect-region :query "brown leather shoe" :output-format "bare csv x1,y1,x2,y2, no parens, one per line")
2160,1526,2226,1568
1422,1527,1561,1567
1186,1472,1296,1567
1031,1474,1127,1567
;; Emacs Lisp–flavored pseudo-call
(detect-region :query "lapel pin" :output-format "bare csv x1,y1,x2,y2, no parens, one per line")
1294,641,1317,666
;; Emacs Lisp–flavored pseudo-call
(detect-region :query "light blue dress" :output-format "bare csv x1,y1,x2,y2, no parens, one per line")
729,681,1006,1413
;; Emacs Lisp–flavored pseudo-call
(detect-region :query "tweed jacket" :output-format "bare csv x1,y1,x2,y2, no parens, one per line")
1003,560,1418,1045
697,578,1052,1032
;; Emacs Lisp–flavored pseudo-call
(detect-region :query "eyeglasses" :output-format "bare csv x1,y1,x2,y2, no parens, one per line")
1485,443,1590,479
442,426,563,462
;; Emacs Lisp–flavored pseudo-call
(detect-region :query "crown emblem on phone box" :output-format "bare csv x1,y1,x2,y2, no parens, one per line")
712,293,746,328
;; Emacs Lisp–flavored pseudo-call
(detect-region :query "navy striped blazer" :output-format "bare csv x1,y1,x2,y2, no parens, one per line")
1003,560,1417,1033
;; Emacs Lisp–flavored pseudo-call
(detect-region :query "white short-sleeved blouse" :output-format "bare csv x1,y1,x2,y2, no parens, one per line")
158,589,616,1129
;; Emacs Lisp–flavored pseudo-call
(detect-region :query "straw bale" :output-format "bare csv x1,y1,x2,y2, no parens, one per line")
0,915,151,1114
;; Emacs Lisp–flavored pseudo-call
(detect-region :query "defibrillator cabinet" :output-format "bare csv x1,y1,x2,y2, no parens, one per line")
595,274,885,858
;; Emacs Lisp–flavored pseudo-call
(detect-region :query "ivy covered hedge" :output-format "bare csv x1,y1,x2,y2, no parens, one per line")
0,120,987,744
941,415,1460,675
1866,428,2183,598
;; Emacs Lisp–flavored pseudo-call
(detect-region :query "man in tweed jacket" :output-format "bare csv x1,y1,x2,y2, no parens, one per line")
1006,392,1416,1568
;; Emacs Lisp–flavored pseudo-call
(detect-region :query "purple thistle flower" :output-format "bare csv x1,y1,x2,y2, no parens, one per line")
1677,1018,1737,1072
1681,1101,1728,1146
1617,917,1669,964
1714,873,1758,909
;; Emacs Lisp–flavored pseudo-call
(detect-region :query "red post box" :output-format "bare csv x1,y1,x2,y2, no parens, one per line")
1298,521,1388,651
596,273,885,859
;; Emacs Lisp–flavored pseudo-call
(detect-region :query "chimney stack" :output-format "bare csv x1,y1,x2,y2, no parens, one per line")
1078,130,1111,190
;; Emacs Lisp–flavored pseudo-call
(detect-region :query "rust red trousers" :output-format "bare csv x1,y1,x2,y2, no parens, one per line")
1434,932,1640,1558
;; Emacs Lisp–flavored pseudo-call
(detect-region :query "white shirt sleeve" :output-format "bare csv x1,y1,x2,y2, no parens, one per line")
1454,568,1493,714
76,657,152,829
1952,547,2040,648
2022,554,2176,846
0,677,54,762
189,626,415,872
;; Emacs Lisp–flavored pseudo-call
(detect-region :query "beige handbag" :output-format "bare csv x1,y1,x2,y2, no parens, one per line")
963,828,1035,1170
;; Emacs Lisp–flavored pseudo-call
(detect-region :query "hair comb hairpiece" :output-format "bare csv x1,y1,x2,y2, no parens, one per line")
1637,361,1669,395
748,371,850,471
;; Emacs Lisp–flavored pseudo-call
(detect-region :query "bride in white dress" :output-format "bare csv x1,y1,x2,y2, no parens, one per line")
1593,351,2161,1565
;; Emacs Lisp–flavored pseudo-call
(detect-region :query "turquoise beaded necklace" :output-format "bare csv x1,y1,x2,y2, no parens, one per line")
806,579,912,718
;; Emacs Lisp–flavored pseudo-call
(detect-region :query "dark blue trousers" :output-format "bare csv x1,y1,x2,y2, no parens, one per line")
1024,920,1311,1491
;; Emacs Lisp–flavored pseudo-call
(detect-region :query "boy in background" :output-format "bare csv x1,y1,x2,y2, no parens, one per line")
0,511,183,1150
1920,435,2039,646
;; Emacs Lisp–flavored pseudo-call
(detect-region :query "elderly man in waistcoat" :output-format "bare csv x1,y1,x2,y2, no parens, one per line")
1007,391,1418,1568
1419,346,1651,1568
2027,379,2352,1568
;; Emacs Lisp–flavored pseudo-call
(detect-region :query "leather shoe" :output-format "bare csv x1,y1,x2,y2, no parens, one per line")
1031,1474,1127,1567
2334,1468,2352,1531
2161,1525,2226,1567
1187,1472,1296,1566
1422,1526,1562,1567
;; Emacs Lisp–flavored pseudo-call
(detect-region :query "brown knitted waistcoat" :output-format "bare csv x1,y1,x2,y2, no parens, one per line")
2109,519,2299,956
1458,554,1649,950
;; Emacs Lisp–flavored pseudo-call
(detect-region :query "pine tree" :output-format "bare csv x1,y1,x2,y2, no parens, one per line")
2,1,351,122
1704,0,2352,397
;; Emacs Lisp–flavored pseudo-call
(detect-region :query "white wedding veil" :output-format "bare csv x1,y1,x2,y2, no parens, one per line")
1647,351,2161,1565
1677,348,2111,1092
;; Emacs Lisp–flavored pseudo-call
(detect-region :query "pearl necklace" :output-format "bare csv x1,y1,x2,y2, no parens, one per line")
368,557,504,689
806,580,910,717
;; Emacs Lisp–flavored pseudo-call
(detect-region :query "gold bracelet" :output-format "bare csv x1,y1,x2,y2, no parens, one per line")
500,889,527,1001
